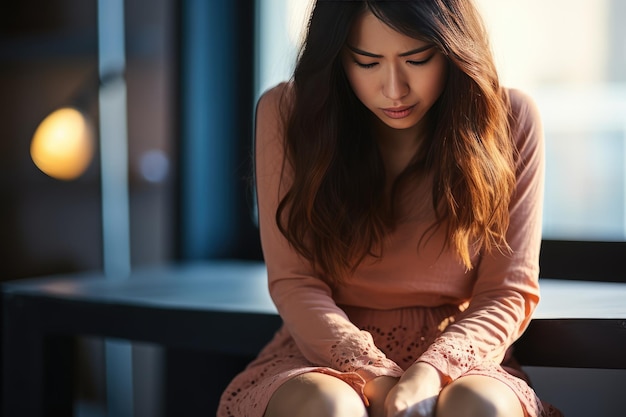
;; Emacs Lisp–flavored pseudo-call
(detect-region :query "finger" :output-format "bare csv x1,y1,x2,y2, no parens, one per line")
405,396,437,417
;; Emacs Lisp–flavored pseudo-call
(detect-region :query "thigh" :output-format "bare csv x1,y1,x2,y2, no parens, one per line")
436,375,524,417
264,372,367,417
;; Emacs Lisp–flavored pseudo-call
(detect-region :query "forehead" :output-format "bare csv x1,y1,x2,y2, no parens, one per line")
347,11,428,52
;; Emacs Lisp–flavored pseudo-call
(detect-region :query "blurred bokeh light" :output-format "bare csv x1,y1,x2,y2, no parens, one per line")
30,107,95,180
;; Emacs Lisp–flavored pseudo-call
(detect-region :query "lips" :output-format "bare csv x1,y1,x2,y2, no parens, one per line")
381,105,415,119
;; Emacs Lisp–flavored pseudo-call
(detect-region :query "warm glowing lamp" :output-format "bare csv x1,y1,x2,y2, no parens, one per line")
30,107,95,180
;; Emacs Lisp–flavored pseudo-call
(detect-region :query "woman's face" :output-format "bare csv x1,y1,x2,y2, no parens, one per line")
342,11,448,135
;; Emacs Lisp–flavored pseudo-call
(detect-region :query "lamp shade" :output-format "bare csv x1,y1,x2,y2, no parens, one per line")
30,107,95,180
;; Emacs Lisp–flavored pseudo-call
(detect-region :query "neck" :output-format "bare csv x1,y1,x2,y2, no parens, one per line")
374,118,425,181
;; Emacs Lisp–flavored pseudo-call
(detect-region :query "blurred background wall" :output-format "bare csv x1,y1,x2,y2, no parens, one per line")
1,0,259,415
0,0,180,278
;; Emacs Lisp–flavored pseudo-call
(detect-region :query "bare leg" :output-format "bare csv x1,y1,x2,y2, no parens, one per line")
264,372,368,417
436,375,525,417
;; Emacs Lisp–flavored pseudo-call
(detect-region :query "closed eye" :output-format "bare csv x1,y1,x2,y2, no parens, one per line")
407,54,434,66
354,60,378,69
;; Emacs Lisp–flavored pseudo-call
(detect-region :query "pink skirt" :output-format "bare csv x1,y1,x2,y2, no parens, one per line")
218,304,563,417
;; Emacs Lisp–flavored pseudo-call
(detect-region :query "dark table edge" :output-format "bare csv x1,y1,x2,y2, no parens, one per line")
4,291,626,368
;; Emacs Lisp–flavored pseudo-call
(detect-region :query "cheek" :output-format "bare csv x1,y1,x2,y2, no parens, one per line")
422,62,448,101
345,71,374,105
436,59,449,92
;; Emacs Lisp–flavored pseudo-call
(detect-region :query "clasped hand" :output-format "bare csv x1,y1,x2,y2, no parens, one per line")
364,362,444,417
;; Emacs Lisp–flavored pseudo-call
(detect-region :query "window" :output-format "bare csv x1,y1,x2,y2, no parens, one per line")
476,0,626,242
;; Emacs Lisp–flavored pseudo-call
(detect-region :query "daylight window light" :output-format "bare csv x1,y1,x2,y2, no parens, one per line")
30,106,95,180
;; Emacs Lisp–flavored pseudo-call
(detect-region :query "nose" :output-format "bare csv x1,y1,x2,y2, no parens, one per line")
382,65,409,100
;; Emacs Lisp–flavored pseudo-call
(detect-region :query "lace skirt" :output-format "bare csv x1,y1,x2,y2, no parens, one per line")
218,304,563,417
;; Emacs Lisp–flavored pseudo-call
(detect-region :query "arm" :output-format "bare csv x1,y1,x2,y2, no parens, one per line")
417,89,545,382
382,89,544,417
255,84,404,386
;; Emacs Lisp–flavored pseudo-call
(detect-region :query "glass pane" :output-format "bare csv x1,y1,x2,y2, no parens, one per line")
476,0,626,241
255,0,311,101
256,0,626,241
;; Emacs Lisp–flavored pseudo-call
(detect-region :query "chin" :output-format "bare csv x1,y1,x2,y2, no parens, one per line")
384,118,421,131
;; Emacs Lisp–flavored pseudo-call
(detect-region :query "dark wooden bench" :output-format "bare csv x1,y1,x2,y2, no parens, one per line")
2,260,625,416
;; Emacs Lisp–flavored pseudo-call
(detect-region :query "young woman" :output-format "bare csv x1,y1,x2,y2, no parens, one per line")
219,1,563,416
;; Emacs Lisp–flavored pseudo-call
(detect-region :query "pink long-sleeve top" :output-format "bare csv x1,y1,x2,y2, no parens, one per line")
255,82,545,384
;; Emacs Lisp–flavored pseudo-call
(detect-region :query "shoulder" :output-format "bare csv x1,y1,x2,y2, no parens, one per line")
254,82,294,150
503,88,544,153
504,88,543,137
256,81,294,121
254,83,295,164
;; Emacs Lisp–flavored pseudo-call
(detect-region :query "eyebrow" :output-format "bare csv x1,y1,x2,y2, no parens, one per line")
346,44,435,58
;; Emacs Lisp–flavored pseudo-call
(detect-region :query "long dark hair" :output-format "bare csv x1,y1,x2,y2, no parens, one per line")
276,0,516,286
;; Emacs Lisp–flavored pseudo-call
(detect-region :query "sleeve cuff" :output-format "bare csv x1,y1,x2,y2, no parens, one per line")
416,335,478,381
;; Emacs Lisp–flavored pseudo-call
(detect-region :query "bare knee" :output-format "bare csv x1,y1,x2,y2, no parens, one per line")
264,372,367,417
436,375,524,417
